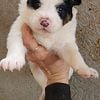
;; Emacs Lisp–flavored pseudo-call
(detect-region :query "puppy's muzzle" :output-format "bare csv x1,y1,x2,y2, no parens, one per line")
40,18,50,27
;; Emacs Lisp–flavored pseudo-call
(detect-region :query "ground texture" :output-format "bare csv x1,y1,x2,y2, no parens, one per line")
0,0,100,100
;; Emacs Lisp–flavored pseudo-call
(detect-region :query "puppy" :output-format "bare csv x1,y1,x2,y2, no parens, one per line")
0,0,99,99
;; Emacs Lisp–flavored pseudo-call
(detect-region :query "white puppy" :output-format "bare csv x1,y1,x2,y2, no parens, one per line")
0,0,99,99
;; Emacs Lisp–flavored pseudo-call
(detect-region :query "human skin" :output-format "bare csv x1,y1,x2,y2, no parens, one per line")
22,24,70,85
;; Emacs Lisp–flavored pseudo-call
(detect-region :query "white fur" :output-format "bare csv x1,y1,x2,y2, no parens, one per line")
0,0,99,99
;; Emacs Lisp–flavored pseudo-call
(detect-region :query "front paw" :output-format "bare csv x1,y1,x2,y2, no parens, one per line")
76,67,99,78
0,56,25,72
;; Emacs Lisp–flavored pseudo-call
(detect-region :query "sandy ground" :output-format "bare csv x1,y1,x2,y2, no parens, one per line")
0,0,100,100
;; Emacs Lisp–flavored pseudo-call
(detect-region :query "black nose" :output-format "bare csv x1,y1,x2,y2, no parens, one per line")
40,19,49,27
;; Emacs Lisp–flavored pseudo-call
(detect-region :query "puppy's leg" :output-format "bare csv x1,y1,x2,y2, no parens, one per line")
29,62,47,100
0,16,26,71
60,43,99,78
68,68,73,79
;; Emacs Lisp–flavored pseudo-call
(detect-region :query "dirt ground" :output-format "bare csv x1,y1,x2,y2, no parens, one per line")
0,0,100,100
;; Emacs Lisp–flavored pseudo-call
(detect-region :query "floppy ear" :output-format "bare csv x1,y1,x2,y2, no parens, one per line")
70,0,81,6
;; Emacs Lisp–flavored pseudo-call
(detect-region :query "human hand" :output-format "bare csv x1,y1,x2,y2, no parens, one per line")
22,24,70,85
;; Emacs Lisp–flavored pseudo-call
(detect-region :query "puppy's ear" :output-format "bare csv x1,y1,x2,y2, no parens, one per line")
70,0,81,6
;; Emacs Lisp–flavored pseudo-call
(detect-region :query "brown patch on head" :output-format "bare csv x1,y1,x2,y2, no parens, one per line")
63,14,73,25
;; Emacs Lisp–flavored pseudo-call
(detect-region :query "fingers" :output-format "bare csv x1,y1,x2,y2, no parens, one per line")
26,51,46,67
21,24,39,51
21,24,51,60
26,51,36,62
22,24,32,36
26,48,48,62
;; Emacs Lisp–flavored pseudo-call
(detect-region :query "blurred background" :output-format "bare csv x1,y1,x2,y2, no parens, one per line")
0,0,100,100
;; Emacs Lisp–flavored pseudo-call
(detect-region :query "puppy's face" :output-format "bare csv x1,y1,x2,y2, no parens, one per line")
20,0,81,33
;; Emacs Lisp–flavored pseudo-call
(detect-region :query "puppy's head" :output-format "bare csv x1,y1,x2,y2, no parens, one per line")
20,0,81,33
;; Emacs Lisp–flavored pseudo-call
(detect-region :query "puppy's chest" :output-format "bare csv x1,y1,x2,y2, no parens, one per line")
33,33,67,51
33,33,55,50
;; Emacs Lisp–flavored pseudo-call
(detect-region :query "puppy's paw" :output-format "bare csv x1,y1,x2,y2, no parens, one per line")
77,67,99,78
0,56,25,72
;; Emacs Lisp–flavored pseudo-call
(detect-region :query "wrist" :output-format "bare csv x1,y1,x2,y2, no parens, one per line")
47,75,69,85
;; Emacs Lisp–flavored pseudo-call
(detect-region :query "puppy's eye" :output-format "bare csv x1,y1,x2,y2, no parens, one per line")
56,4,66,19
57,7,64,14
27,0,41,10
33,2,41,9
56,3,73,24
